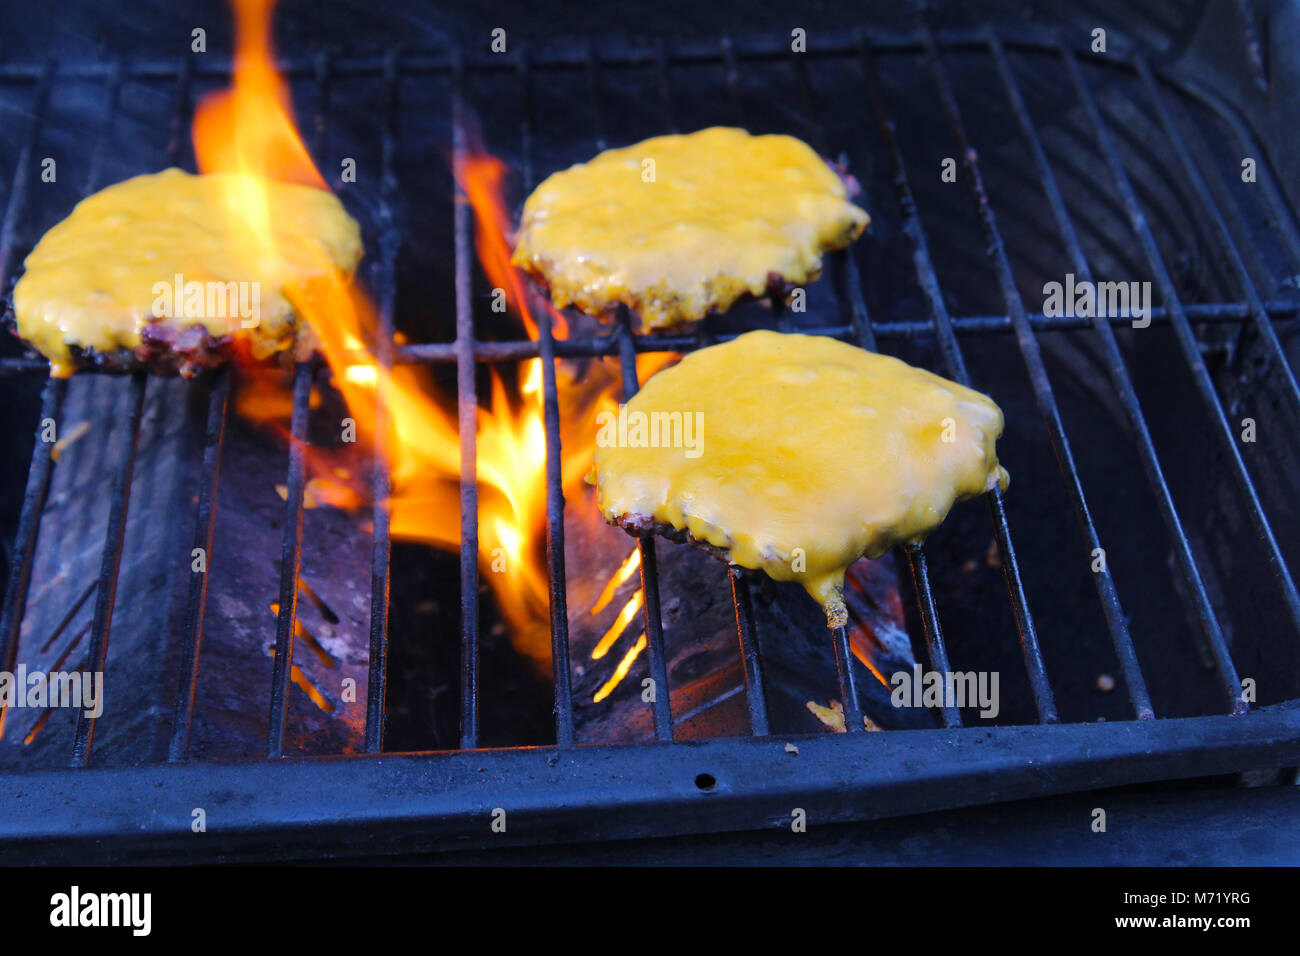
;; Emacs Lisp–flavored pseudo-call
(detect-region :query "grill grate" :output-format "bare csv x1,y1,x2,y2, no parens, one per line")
1,23,1300,858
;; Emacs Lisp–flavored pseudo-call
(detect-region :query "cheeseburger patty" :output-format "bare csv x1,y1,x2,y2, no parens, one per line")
11,168,362,377
589,331,1009,627
511,127,868,332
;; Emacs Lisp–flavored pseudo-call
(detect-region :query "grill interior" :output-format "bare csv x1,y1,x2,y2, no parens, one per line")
2,17,1300,860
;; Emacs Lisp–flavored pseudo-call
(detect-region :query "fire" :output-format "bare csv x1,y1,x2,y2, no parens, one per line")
192,0,617,675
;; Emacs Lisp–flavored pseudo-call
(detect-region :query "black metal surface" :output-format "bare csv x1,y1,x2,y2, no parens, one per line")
3,700,1299,864
987,35,1249,715
266,361,313,759
1,16,1299,855
923,27,1152,721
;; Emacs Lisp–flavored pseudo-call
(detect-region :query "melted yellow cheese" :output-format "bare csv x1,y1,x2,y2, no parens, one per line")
590,330,1009,627
13,168,362,375
512,127,868,331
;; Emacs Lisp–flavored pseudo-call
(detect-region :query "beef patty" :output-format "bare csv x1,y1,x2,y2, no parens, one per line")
511,127,868,332
11,168,362,377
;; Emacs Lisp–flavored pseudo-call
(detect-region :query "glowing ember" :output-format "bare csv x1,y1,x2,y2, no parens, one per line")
593,635,648,704
592,589,644,660
590,547,641,617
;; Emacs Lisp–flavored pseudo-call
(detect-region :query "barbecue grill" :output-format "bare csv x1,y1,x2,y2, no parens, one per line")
1,0,1299,863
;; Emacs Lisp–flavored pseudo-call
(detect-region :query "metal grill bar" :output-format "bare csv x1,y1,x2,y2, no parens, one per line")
517,46,577,746
861,36,1057,723
615,314,675,741
903,544,961,726
451,53,481,750
74,54,197,765
989,36,1246,713
0,378,65,712
70,372,148,766
1061,41,1300,641
921,27,1153,719
728,569,770,735
167,370,229,762
704,37,784,732
689,285,773,734
785,48,869,731
575,45,676,741
364,49,400,753
266,362,313,757
7,301,1287,379
305,301,1292,366
793,47,941,728
0,62,61,734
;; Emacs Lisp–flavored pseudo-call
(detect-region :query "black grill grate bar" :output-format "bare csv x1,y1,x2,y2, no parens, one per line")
451,52,482,750
0,378,66,696
687,295,775,735
903,544,962,726
1133,53,1300,415
167,370,229,762
75,55,196,766
327,300,1299,367
70,372,148,767
1,26,1292,86
364,49,400,754
793,40,958,727
10,307,1285,379
577,44,675,742
729,568,771,735
266,362,314,758
704,39,783,732
922,27,1154,719
989,36,1246,713
861,36,1057,723
6,302,1292,380
1061,41,1300,644
613,313,675,742
0,28,1072,84
517,46,577,745
706,38,783,731
0,62,63,712
787,50,870,731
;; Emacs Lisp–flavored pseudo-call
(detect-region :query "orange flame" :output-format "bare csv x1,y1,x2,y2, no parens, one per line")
195,0,689,699
457,154,568,341
191,0,600,672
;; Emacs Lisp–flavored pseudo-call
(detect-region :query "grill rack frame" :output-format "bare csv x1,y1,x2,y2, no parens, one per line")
0,22,1299,858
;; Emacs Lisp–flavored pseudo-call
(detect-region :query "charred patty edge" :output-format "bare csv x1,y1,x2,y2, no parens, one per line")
603,507,850,629
4,295,318,378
